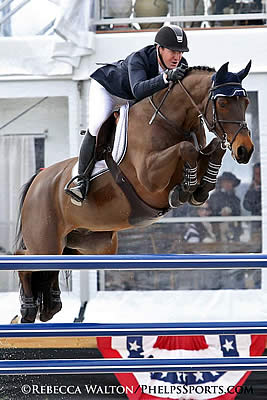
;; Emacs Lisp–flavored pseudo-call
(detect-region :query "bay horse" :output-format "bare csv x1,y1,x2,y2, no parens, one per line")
15,62,254,323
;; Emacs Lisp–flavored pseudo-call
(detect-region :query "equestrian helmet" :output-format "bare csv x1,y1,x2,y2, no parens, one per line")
155,25,189,52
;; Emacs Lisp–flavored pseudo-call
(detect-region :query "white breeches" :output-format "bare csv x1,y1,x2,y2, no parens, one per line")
88,79,129,137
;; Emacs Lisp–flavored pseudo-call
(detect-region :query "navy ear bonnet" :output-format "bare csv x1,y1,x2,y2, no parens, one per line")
211,60,251,99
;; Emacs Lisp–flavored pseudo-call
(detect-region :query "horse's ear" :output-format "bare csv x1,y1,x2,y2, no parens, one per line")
237,60,252,81
215,62,229,82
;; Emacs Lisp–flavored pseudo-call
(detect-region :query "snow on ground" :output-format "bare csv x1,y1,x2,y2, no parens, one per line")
83,289,267,324
0,291,81,324
1,289,267,325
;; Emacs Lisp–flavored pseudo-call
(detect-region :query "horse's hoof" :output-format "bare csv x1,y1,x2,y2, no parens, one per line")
40,301,62,322
20,308,38,323
21,318,35,323
20,299,38,323
39,313,51,322
168,185,189,208
189,193,207,206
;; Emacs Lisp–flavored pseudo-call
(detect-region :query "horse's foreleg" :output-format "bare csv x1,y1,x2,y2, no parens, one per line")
18,271,38,323
168,141,199,208
190,138,226,205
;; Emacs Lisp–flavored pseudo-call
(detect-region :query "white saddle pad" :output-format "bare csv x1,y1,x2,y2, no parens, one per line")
72,103,129,181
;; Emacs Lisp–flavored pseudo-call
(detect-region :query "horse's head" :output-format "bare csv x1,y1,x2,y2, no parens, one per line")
207,61,254,163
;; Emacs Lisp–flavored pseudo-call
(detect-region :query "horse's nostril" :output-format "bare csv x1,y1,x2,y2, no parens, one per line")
237,146,248,163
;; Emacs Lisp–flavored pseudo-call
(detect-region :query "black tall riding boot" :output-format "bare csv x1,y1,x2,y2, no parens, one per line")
64,130,96,203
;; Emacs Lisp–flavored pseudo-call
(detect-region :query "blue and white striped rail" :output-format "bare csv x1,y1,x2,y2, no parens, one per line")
1,321,267,337
0,254,267,270
1,357,267,375
1,255,267,376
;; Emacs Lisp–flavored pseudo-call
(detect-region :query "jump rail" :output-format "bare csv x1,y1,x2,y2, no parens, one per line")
1,254,267,270
1,321,267,337
2,254,267,375
1,357,267,375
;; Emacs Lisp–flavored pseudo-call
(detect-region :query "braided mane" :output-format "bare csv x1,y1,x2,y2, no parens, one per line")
187,66,216,73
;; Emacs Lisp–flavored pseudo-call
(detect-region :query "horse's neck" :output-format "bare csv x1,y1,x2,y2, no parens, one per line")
149,73,211,141
129,72,212,152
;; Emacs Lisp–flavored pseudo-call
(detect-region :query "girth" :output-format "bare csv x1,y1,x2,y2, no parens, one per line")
105,150,169,227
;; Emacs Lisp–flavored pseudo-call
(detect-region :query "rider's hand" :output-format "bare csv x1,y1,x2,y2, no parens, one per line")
165,63,187,82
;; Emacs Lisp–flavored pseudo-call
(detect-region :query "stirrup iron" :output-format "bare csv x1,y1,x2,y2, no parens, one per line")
64,175,89,203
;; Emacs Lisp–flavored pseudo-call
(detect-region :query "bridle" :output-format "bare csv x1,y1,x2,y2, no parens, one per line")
149,79,249,152
203,81,249,150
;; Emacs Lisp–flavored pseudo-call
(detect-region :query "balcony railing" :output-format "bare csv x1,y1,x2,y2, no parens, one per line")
0,0,266,36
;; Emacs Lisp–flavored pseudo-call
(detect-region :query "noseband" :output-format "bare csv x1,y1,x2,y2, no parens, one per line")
149,80,249,152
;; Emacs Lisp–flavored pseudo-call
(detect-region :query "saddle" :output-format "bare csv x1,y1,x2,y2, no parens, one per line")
95,112,169,227
94,113,117,162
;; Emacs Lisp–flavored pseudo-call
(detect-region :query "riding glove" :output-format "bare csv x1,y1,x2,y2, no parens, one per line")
165,63,187,82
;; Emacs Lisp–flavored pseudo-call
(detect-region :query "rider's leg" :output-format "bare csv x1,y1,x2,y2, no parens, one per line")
65,80,119,203
66,130,96,202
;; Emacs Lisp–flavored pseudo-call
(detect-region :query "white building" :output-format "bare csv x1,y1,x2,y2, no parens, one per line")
0,10,267,322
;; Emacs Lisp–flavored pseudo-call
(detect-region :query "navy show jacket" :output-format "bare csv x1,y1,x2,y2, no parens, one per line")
91,45,188,101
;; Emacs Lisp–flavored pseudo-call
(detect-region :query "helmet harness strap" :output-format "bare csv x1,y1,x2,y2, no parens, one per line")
156,45,168,70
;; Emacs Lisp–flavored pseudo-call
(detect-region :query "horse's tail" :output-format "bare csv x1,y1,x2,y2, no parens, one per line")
14,171,40,253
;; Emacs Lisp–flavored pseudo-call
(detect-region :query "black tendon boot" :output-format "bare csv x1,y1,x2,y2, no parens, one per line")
64,130,96,204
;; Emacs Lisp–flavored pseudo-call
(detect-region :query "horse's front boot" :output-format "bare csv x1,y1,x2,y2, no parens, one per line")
189,160,222,206
168,162,199,207
182,163,198,193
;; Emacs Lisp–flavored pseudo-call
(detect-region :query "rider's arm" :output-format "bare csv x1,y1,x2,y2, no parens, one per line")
127,52,168,101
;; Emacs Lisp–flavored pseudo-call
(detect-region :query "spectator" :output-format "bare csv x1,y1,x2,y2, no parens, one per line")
208,171,242,242
183,200,247,289
215,0,235,14
0,245,6,254
184,201,216,243
243,162,261,243
234,0,263,25
243,162,261,215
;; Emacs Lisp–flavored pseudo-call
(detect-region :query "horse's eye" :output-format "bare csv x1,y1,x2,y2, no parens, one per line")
218,99,227,108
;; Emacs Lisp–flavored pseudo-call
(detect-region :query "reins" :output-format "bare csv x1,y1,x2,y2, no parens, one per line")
149,82,176,127
148,75,249,153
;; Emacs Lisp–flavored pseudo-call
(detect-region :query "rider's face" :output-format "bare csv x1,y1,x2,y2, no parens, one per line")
159,47,183,69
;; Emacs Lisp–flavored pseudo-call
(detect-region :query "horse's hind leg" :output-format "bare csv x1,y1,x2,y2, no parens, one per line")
19,271,39,323
169,141,199,208
39,231,118,322
17,228,64,323
18,269,61,324
39,248,78,322
39,271,62,322
14,248,38,322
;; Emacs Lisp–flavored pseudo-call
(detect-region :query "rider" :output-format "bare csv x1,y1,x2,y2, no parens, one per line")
65,25,189,204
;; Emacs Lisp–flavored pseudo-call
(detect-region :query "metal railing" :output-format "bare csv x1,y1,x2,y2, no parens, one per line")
0,0,266,36
94,13,267,29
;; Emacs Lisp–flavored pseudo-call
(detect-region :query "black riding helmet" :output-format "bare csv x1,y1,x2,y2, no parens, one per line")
155,25,189,52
